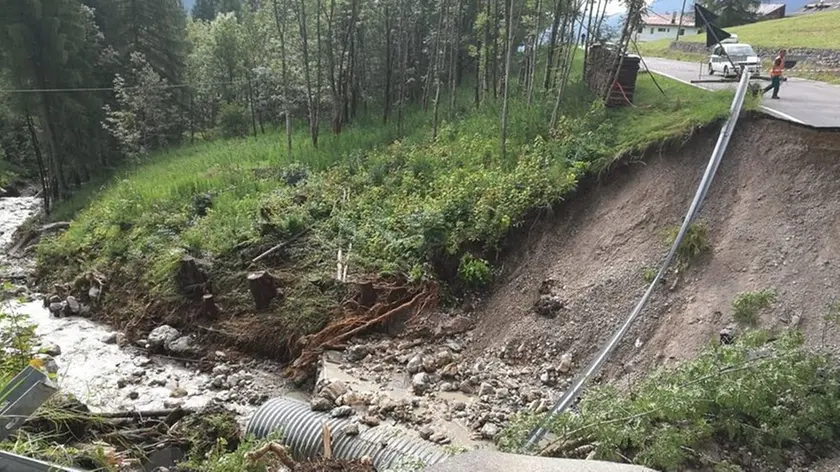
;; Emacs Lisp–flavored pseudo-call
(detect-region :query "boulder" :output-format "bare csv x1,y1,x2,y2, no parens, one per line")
148,325,180,350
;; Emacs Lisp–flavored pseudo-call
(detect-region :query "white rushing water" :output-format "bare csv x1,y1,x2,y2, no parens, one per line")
0,195,296,418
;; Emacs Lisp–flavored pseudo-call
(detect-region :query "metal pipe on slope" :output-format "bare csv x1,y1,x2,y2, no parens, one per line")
525,71,753,450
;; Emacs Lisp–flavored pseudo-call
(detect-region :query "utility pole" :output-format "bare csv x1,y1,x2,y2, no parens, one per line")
675,0,688,41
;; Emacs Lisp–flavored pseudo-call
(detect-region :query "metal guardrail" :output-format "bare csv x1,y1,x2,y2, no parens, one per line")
525,70,754,449
0,451,86,472
0,366,58,441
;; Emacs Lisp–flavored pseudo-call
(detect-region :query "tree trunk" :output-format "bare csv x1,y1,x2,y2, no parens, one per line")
273,0,293,159
527,0,542,106
297,0,318,148
432,0,447,139
248,271,278,311
500,0,515,157
383,4,393,124
544,0,563,90
25,112,50,212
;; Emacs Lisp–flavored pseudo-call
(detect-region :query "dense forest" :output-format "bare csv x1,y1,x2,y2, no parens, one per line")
0,0,641,208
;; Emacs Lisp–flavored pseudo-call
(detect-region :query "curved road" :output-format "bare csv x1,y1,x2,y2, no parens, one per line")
643,57,840,129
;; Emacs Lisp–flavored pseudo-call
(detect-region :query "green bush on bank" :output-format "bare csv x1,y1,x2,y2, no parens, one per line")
499,329,840,470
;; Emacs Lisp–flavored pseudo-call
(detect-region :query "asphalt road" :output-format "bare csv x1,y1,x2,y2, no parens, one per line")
642,57,840,129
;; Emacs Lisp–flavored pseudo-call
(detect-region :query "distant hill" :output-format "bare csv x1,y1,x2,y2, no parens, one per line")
637,0,810,22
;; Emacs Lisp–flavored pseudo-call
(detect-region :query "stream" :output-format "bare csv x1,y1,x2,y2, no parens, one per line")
0,195,302,420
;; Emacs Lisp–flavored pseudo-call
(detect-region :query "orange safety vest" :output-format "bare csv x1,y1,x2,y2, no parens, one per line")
770,59,784,77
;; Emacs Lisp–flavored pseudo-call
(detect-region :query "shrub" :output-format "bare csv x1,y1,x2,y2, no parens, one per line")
732,289,776,325
664,221,710,268
217,102,250,138
500,329,840,471
641,266,657,283
457,254,492,289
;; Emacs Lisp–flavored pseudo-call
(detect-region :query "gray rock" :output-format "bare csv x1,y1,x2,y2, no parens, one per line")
412,372,430,395
439,363,459,379
38,342,62,356
320,380,349,401
117,378,130,389
430,432,450,444
128,391,139,400
558,353,573,374
134,356,152,367
211,375,228,389
419,425,434,440
407,354,424,374
361,415,380,426
311,397,333,411
166,336,197,355
342,423,360,436
452,401,467,411
163,399,184,409
459,381,474,394
170,387,188,398
347,345,369,362
438,315,472,336
478,382,495,397
480,422,499,439
422,356,438,373
148,325,180,350
539,372,551,385
101,332,119,344
439,382,456,392
48,302,64,314
212,364,231,376
330,405,354,418
88,285,101,300
65,296,80,314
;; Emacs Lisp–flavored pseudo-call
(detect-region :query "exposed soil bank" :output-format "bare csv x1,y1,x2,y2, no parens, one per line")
470,117,840,385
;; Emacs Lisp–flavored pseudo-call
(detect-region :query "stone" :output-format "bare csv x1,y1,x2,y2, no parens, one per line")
116,333,129,347
320,380,349,402
419,425,434,440
480,422,500,439
148,379,167,387
720,326,735,345
128,391,139,400
438,315,473,336
439,363,459,379
452,401,467,411
346,345,369,362
211,375,228,390
558,353,573,374
170,387,188,398
412,372,431,395
429,432,450,444
407,354,424,374
134,356,152,367
360,415,380,426
478,382,495,397
790,313,802,327
459,381,474,394
48,302,64,314
117,378,129,389
330,405,353,418
439,382,456,392
38,342,62,356
148,325,180,350
212,364,231,376
534,294,564,318
342,423,360,436
422,356,438,373
65,296,81,314
539,372,551,385
101,332,119,344
166,336,197,355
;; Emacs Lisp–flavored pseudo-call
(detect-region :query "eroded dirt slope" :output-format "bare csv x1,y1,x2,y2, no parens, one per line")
470,117,840,382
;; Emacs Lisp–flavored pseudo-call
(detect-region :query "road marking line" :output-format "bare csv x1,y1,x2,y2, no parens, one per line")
759,105,806,125
645,69,714,91
647,67,808,125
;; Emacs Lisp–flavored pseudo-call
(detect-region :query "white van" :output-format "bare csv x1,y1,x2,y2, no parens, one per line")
708,39,761,77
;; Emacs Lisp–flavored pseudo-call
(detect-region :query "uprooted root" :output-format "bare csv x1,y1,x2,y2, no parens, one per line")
284,281,438,382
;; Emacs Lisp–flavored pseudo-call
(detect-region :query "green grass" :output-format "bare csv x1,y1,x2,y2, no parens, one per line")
664,222,711,269
499,330,840,470
36,69,735,357
676,11,840,50
732,289,776,325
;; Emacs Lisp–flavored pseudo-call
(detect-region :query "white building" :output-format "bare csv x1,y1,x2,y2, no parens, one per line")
633,11,702,42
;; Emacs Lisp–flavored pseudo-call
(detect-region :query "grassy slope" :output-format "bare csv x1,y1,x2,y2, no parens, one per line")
36,72,734,361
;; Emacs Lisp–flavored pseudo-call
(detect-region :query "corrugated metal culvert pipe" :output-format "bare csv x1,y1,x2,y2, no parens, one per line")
246,397,451,470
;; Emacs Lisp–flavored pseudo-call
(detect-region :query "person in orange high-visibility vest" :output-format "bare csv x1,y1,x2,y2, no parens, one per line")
763,49,786,99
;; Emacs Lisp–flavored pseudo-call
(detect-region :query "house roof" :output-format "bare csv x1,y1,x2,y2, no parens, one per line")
640,12,696,27
755,3,786,15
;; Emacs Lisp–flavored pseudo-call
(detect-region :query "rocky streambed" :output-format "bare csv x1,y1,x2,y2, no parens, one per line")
0,195,296,424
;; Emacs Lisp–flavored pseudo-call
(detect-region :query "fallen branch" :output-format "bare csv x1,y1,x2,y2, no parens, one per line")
251,228,311,263
245,441,297,469
96,408,193,420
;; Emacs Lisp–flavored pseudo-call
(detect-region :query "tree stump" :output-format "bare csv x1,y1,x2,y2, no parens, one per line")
248,271,277,311
201,294,220,318
176,255,210,300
